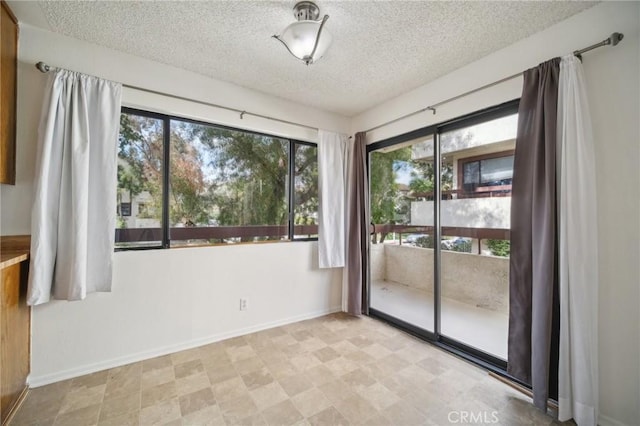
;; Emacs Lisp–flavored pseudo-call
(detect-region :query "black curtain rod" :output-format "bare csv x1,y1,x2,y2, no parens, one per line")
363,32,624,134
34,62,320,133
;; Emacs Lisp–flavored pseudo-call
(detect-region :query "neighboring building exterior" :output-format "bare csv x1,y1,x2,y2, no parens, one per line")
409,114,517,254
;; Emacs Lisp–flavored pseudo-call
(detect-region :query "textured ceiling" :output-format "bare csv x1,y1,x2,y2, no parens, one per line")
26,1,594,116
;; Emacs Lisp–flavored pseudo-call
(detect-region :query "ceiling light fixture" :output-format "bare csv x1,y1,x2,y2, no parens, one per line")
272,1,332,65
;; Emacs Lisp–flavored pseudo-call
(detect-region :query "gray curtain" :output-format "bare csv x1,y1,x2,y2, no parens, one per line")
346,132,369,315
508,58,560,411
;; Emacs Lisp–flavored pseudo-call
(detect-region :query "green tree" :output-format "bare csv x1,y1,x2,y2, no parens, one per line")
369,147,455,243
117,113,318,242
487,239,510,257
370,149,411,220
118,115,211,228
117,114,163,225
293,144,319,226
409,162,453,199
414,235,434,249
193,126,289,229
169,123,211,226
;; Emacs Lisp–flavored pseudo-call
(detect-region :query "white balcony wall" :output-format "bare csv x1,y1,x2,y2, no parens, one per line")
370,243,386,282
373,244,509,313
411,198,510,229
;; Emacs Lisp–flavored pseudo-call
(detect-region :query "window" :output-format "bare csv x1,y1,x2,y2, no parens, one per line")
137,203,150,217
119,202,131,217
459,151,514,196
116,112,164,249
115,108,318,249
293,142,319,239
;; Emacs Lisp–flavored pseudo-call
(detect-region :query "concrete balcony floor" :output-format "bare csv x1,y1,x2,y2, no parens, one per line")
371,279,508,359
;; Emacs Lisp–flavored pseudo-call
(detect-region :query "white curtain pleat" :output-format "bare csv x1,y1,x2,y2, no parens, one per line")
341,142,353,311
557,55,599,425
317,130,349,268
27,70,122,305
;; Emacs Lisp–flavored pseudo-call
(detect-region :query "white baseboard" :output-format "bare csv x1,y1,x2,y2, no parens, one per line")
28,306,342,388
598,414,630,426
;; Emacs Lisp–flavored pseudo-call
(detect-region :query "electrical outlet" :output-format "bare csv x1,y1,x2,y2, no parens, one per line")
239,298,248,311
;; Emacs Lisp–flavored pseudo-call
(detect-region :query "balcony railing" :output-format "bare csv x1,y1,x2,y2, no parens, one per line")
115,225,318,243
371,224,509,241
412,184,512,200
116,224,508,246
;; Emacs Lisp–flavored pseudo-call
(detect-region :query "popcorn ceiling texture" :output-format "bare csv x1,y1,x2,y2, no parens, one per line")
37,1,594,116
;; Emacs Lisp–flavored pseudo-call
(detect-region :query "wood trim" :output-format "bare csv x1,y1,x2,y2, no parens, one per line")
0,235,30,252
115,226,317,243
0,236,30,269
371,224,510,241
0,261,31,424
0,0,18,185
0,252,28,270
1,386,28,426
0,1,17,24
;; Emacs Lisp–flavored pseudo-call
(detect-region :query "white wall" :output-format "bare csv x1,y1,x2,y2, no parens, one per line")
353,3,640,425
0,25,346,385
31,243,342,386
2,4,639,424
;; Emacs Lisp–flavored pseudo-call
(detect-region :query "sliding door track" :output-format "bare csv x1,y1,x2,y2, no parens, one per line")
368,308,527,388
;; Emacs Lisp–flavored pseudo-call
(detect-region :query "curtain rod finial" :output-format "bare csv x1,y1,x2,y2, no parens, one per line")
609,32,623,47
36,62,50,73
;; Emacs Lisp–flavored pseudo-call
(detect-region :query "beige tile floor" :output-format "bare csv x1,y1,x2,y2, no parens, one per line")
11,313,564,426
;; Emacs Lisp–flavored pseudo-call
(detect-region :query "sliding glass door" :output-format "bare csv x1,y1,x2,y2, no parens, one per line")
438,112,517,361
367,100,519,368
368,135,435,334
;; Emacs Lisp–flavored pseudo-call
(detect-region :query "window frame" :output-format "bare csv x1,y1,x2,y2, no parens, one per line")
115,107,318,251
119,202,132,217
289,140,319,242
366,98,520,373
458,149,515,195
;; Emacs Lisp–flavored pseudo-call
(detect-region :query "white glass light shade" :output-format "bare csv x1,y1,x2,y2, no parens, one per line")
278,20,332,64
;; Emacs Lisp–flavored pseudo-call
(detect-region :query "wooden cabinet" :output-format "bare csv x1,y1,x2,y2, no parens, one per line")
0,0,18,185
0,236,30,425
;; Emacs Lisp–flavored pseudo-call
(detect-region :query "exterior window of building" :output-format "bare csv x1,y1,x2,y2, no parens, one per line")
115,108,318,250
459,151,514,197
137,203,150,217
119,202,131,216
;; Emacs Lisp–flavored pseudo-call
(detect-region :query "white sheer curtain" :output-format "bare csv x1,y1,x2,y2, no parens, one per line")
27,69,122,305
557,55,598,425
317,130,349,268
